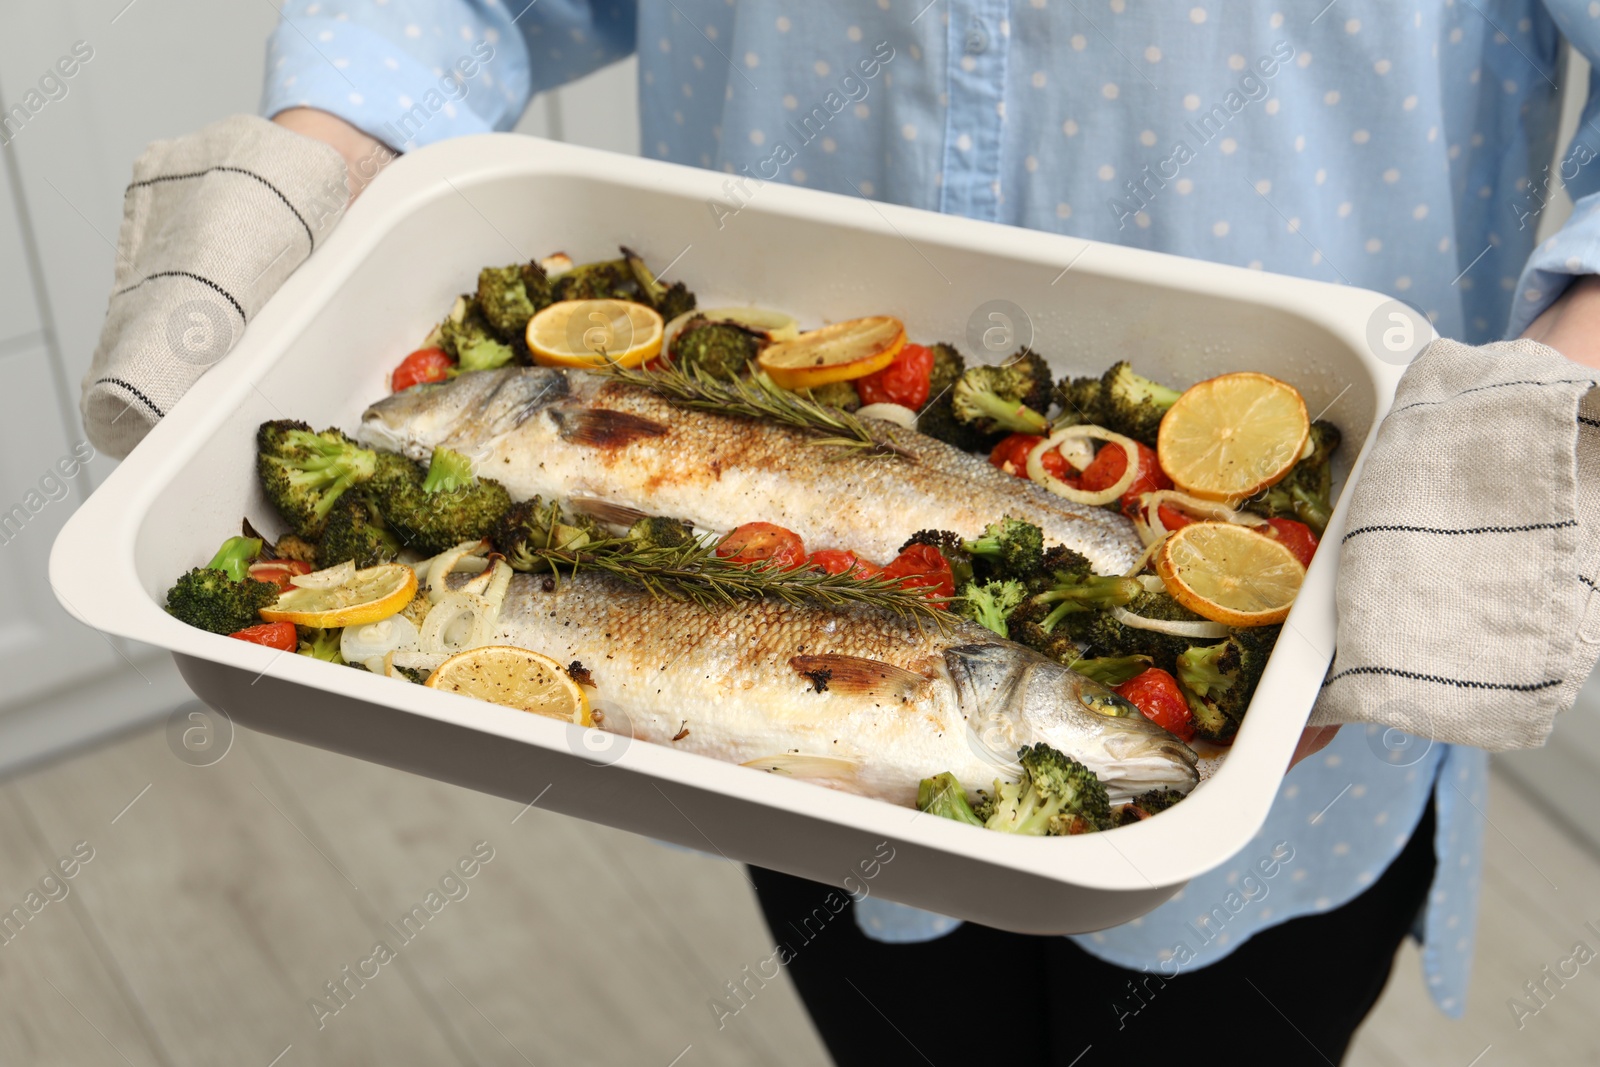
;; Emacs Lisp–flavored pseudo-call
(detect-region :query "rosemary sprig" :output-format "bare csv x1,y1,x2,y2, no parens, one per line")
602,361,911,459
532,534,951,630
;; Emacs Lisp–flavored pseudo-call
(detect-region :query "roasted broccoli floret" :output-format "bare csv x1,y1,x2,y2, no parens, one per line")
475,262,554,339
319,492,401,568
958,579,1028,638
430,295,515,371
374,447,512,555
297,627,344,663
670,316,763,379
927,343,966,405
975,743,1112,835
1052,374,1107,427
951,363,1050,435
961,516,1045,581
1019,570,1143,634
1175,626,1280,731
915,772,985,826
1099,361,1181,446
490,496,603,571
1068,655,1155,687
257,421,378,539
915,392,1003,453
622,246,697,321
551,257,635,302
165,537,278,634
1244,420,1342,535
1006,348,1054,414
1065,591,1205,666
272,534,319,565
627,515,695,550
1113,787,1187,825
803,380,861,412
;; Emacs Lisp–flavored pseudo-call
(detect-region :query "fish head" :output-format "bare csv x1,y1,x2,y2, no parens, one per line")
944,643,1199,802
357,367,570,461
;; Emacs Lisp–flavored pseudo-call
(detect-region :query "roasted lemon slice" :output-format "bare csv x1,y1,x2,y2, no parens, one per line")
1157,372,1309,502
259,562,416,628
527,299,664,369
756,315,905,390
424,646,592,725
1155,521,1305,627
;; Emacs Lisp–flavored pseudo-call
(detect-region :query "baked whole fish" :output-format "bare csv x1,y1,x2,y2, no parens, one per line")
476,571,1198,804
359,367,1143,571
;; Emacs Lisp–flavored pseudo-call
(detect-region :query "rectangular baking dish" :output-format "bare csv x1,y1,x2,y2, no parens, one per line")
51,134,1407,933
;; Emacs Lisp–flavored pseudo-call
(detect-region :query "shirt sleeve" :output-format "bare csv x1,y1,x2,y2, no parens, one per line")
1507,2,1600,336
260,0,637,152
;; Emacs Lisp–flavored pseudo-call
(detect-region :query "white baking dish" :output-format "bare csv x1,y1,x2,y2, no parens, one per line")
51,134,1407,933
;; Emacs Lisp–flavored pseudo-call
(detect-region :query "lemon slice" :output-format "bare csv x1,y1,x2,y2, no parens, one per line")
1155,521,1305,627
259,563,417,628
756,315,905,390
424,646,591,725
527,299,664,369
1157,372,1310,502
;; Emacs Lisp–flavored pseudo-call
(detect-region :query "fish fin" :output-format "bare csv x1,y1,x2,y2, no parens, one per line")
564,494,654,529
789,654,925,698
740,754,862,782
556,408,669,448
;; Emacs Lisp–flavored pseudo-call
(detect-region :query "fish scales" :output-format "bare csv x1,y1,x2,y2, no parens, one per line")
361,367,1142,570
481,571,1197,805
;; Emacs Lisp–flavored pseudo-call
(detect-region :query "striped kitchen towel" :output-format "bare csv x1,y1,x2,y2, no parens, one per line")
1311,337,1600,750
80,114,348,459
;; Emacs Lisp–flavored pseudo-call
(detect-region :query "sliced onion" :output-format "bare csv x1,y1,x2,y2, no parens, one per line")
856,402,918,428
341,615,420,663
1123,534,1168,578
419,591,497,653
457,559,514,624
1027,425,1140,506
424,539,492,602
1136,575,1167,593
1141,491,1270,541
1112,604,1230,639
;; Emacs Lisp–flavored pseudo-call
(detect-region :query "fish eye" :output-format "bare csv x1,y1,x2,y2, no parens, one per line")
1079,691,1136,718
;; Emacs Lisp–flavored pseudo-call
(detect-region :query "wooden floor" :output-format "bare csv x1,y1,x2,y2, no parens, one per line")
1,718,1596,1067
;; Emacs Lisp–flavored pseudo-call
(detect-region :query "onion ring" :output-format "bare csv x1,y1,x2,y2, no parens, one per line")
1026,425,1140,506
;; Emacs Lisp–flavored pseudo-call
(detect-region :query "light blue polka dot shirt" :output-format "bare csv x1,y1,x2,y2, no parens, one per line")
262,0,1600,1018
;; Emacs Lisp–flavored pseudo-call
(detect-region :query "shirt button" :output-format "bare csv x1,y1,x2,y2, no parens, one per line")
965,21,989,54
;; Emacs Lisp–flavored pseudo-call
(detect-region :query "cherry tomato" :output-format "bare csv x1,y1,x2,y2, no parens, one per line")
1079,440,1172,516
247,559,313,592
856,343,935,410
228,621,298,651
1155,503,1195,532
808,549,882,579
391,347,455,392
1264,517,1319,568
717,522,807,569
881,543,955,603
1114,668,1196,743
989,433,1076,485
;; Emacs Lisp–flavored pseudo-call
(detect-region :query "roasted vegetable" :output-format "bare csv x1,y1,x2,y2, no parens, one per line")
1175,626,1281,740
430,295,515,371
803,380,862,412
972,744,1112,834
623,246,697,320
476,262,554,339
1244,420,1342,535
256,421,378,540
951,363,1050,436
318,492,401,568
961,516,1045,582
957,579,1028,638
670,315,763,380
165,537,279,635
372,447,512,555
915,772,985,826
490,496,604,571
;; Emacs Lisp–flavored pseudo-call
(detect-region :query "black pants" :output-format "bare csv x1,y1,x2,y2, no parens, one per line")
750,799,1436,1066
